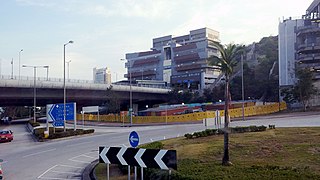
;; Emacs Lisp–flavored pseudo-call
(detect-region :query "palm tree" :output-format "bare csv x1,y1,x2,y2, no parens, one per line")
208,42,244,166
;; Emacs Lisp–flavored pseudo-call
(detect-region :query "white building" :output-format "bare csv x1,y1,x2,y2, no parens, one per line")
93,67,111,84
278,18,304,86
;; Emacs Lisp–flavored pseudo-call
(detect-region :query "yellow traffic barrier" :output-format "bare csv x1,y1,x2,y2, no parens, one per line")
77,102,287,124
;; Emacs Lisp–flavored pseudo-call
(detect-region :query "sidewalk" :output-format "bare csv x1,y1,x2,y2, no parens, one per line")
68,120,202,127
232,110,320,121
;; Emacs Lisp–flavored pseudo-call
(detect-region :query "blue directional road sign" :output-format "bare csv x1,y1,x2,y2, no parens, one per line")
47,103,76,127
129,131,139,148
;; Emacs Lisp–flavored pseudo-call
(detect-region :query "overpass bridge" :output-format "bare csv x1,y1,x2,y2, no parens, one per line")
0,75,169,109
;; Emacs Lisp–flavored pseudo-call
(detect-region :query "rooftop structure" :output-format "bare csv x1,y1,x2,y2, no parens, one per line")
125,27,221,91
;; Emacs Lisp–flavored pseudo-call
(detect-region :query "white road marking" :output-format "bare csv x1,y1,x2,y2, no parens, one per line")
69,154,95,160
38,165,58,179
50,170,81,175
1,161,8,164
13,132,30,136
23,148,56,158
68,159,91,163
38,177,79,180
81,154,95,159
84,151,98,156
58,164,83,169
66,141,92,147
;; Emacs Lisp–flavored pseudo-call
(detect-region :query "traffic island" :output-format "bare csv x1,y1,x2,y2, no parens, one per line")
27,121,94,141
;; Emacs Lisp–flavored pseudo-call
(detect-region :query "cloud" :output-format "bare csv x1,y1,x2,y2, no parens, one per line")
16,0,55,7
16,0,178,19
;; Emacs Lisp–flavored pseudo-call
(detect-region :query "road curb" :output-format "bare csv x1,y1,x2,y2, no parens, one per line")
82,159,98,180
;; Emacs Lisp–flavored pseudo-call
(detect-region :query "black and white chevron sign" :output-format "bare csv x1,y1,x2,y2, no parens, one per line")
99,146,177,170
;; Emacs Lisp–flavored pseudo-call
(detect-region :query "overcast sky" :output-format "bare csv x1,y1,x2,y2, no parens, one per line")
0,0,313,81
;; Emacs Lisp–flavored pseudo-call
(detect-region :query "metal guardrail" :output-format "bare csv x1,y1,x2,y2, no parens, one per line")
0,75,170,90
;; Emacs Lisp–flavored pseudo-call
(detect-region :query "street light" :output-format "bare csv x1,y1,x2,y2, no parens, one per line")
22,65,48,123
140,69,144,80
66,60,71,81
241,54,245,121
11,58,13,79
64,40,73,131
19,49,23,79
45,66,49,81
0,58,2,77
121,58,132,126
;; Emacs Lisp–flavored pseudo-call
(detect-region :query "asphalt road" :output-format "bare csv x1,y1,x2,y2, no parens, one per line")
0,112,319,180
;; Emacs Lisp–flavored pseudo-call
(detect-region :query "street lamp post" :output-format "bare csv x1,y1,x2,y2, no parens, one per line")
64,41,73,132
121,58,132,126
46,66,49,81
241,54,245,121
11,58,14,79
66,60,71,81
141,69,144,81
19,49,23,79
22,65,48,123
0,58,2,77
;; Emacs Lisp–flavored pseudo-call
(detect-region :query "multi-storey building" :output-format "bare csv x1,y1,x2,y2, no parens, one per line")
125,27,221,90
279,0,320,105
93,67,111,84
296,0,320,78
278,18,304,86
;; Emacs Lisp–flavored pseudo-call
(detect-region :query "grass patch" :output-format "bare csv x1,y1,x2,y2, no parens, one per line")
95,127,320,179
168,127,320,179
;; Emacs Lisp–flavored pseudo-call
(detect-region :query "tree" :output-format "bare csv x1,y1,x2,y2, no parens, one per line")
105,85,121,114
168,88,202,104
254,36,279,102
293,68,318,111
208,43,244,166
229,62,257,100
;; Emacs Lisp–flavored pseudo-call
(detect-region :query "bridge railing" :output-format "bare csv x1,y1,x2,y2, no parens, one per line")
0,75,170,89
0,75,94,84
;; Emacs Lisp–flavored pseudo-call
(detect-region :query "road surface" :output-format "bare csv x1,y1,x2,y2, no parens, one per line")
0,112,319,180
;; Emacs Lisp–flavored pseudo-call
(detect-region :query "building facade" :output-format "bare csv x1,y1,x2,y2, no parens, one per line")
125,27,221,90
278,18,304,86
278,0,320,105
93,67,111,84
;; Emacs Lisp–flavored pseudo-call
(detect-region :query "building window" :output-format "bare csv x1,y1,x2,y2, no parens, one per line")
164,47,172,60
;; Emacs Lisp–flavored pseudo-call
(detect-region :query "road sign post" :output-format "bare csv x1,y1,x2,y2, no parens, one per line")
47,102,76,130
129,131,139,180
129,131,139,148
99,147,177,170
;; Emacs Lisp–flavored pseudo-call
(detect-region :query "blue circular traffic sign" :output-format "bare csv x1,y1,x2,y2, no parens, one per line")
129,131,139,148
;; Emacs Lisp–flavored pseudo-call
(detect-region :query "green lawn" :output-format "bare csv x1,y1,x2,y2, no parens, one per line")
96,127,320,179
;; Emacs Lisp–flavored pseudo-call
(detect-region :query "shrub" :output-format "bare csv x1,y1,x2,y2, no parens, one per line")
184,133,193,139
84,129,95,134
268,124,276,129
28,120,40,127
32,128,94,140
184,126,267,139
140,141,164,149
